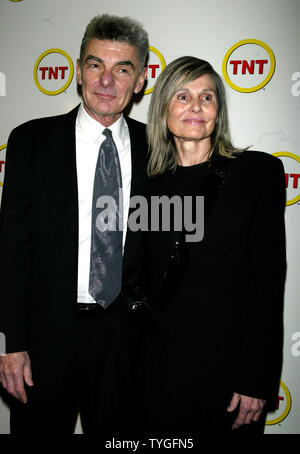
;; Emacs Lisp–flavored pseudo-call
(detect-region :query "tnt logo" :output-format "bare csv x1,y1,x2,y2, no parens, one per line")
144,46,166,95
266,381,292,426
34,49,74,96
273,152,300,206
0,144,6,200
222,39,275,93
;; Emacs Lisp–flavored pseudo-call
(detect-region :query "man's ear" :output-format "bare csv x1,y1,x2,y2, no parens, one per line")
134,66,148,94
76,59,82,85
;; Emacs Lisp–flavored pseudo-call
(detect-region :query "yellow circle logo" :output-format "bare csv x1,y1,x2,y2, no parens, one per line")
0,144,7,188
144,46,166,95
266,381,292,425
273,151,300,206
34,49,74,96
222,39,275,93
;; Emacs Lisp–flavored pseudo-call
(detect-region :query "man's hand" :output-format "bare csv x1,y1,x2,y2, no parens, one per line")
227,392,266,430
0,352,33,403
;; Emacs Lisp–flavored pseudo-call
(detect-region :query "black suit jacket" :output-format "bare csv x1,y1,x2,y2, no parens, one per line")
144,150,286,405
0,105,148,356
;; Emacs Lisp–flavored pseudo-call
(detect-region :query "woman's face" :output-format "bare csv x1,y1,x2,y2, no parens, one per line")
166,74,218,145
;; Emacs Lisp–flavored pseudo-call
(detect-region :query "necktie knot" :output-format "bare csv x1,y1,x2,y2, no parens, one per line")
101,129,117,170
102,128,113,139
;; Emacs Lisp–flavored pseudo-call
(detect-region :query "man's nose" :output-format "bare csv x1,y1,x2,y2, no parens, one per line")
100,69,114,87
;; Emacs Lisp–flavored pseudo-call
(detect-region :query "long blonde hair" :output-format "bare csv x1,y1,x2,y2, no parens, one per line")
147,56,246,176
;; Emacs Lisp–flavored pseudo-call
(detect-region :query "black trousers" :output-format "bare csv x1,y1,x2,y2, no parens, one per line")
9,305,133,436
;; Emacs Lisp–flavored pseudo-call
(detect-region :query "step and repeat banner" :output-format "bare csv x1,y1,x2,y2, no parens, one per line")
0,0,299,435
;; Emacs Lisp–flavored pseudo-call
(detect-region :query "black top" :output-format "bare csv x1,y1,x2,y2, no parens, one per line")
162,161,210,241
174,161,210,196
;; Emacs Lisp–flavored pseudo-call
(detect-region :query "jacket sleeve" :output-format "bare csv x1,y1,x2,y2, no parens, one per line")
234,155,287,406
0,125,33,353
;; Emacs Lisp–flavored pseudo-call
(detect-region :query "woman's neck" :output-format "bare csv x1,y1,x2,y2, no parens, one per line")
175,137,212,167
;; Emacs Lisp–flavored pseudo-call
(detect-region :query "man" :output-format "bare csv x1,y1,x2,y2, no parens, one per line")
0,14,148,435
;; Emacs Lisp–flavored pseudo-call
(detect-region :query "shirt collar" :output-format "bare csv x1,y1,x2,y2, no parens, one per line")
76,102,128,147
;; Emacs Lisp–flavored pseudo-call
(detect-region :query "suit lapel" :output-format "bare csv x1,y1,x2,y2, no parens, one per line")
122,117,147,269
46,106,79,277
187,153,245,272
126,116,147,199
201,153,233,239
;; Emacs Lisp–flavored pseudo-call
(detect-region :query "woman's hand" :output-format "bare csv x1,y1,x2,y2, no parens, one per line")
227,392,266,430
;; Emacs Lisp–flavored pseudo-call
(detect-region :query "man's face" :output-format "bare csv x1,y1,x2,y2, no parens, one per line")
77,39,147,127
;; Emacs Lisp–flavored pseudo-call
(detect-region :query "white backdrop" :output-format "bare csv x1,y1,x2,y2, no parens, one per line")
0,0,299,435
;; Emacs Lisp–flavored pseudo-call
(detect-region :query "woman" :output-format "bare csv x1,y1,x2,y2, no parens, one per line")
141,57,286,435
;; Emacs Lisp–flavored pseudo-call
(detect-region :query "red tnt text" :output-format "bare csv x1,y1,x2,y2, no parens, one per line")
285,173,300,188
39,66,69,80
148,64,159,79
276,395,284,410
0,161,4,173
229,60,268,75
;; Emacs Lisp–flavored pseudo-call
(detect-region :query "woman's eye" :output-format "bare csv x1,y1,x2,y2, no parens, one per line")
177,94,188,101
201,93,213,102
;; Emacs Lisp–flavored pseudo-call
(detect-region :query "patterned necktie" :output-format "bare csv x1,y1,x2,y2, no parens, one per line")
89,128,123,309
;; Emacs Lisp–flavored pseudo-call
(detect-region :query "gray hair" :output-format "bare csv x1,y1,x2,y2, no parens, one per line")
79,14,149,72
147,56,246,176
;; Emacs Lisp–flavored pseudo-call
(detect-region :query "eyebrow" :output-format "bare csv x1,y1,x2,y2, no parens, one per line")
177,87,216,94
84,55,136,70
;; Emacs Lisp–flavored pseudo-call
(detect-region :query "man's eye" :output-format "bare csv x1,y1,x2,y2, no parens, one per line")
118,67,133,74
88,63,99,69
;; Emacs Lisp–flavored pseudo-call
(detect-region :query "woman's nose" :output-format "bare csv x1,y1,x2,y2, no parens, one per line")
191,100,202,113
